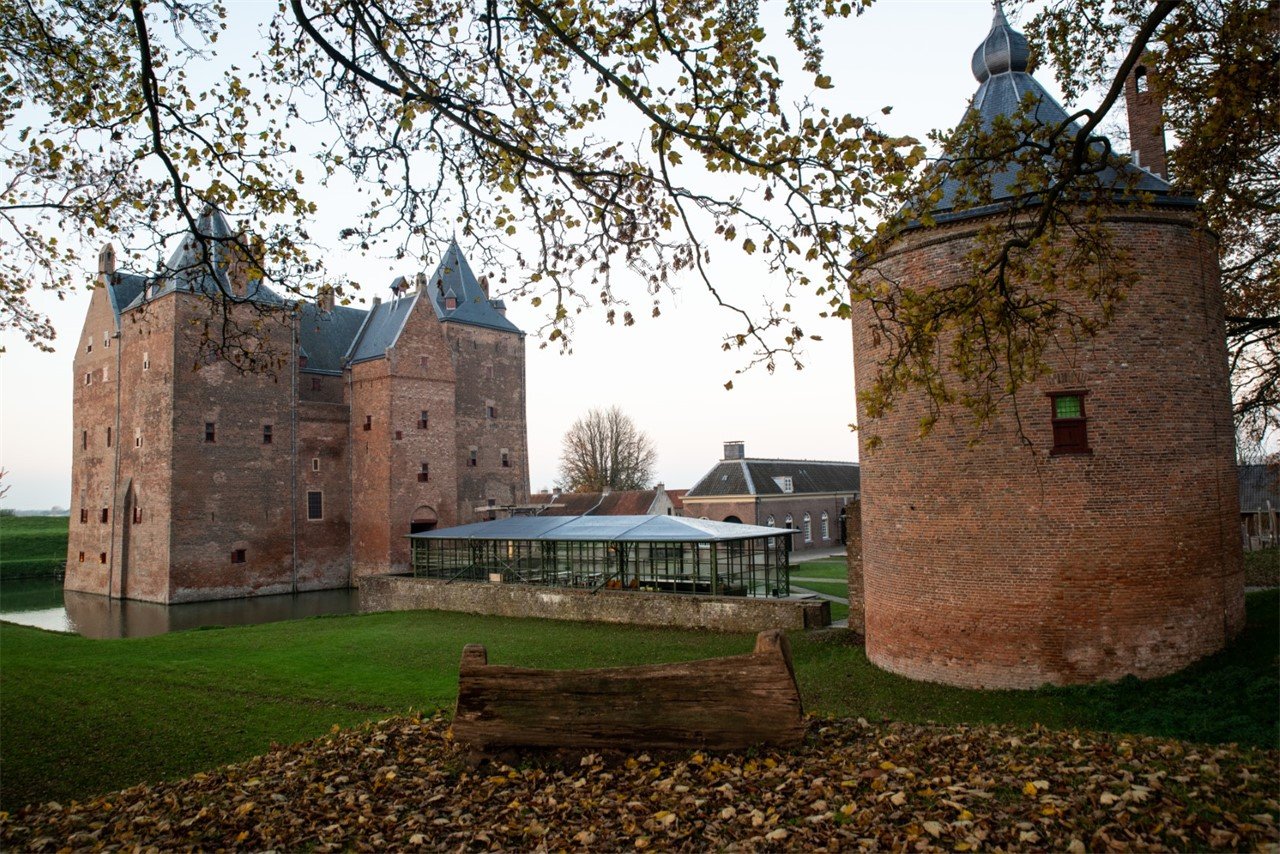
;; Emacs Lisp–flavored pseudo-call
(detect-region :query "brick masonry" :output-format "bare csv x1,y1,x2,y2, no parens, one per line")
359,574,831,632
66,254,530,604
850,208,1245,688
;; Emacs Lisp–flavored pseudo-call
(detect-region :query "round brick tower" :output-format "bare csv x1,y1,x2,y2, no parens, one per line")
850,7,1245,689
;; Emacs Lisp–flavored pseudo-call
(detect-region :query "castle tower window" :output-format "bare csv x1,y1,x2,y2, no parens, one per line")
143,353,150,371
803,513,812,543
80,508,88,524
263,424,273,444
311,377,322,392
395,430,403,440
418,462,430,482
133,506,142,524
103,331,110,348
205,422,216,443
468,448,478,467
418,410,429,429
99,552,107,564
78,551,85,562
364,415,372,432
820,511,830,540
84,372,91,385
307,491,323,521
486,402,497,419
230,548,247,564
311,457,320,472
135,430,142,448
86,341,92,353
1049,392,1090,455
445,296,457,310
501,449,510,468
82,430,87,450
100,507,109,523
102,366,109,382
106,427,112,447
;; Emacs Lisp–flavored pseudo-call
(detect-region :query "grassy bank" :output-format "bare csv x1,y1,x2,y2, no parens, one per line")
1245,547,1279,587
0,516,68,579
2,591,1276,810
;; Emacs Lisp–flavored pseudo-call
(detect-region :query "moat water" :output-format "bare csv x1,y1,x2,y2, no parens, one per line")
0,578,362,639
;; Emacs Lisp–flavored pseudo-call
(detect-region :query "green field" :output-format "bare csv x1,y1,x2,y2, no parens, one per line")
2,591,1276,810
0,516,69,579
789,558,849,580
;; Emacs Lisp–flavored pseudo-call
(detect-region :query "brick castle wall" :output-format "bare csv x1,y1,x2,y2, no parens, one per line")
850,209,1244,688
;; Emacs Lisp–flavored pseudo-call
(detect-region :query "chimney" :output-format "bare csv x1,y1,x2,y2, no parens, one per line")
415,272,428,294
98,243,117,282
478,274,490,298
1123,56,1168,179
723,440,745,460
317,286,335,313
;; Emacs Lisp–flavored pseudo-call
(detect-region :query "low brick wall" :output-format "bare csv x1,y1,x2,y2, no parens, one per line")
359,575,830,632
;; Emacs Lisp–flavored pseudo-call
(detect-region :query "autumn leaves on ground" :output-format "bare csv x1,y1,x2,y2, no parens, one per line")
3,715,1277,852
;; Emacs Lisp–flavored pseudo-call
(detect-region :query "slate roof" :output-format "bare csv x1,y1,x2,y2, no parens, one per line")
929,5,1189,223
686,458,860,498
105,272,149,322
297,303,368,374
1239,464,1280,513
345,294,421,365
423,240,521,334
409,514,792,543
530,490,661,516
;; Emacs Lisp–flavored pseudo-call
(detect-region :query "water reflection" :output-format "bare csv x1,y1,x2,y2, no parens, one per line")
0,579,361,639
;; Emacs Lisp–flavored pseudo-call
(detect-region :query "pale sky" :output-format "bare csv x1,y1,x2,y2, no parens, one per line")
1,1,1082,508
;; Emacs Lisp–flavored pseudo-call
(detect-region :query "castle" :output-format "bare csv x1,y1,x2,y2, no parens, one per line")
65,210,529,604
849,7,1244,688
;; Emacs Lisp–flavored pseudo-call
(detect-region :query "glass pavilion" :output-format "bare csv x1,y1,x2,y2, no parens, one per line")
409,515,794,598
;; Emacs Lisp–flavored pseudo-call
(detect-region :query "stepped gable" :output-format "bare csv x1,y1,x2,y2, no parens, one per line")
931,2,1180,220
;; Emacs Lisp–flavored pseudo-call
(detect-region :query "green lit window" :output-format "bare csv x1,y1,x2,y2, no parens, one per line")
1054,395,1083,419
1049,391,1090,455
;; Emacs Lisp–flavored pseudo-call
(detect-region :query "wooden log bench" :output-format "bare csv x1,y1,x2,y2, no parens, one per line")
452,629,805,752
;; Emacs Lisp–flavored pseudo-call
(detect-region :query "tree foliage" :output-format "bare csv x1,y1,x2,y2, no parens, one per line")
557,406,657,492
0,0,1274,441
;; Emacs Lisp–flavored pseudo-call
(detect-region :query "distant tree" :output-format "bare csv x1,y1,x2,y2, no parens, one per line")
557,407,657,493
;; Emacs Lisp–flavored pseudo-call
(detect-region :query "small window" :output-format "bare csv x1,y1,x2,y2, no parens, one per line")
143,352,150,371
501,449,511,468
820,511,830,540
785,514,793,530
82,430,87,450
106,427,112,447
103,331,110,348
1049,392,1090,455
80,508,88,524
100,507,109,524
311,377,322,392
418,410,429,429
84,372,91,385
803,513,812,543
205,422,216,443
487,404,497,419
102,366,109,382
78,551,85,562
395,430,403,440
99,552,107,564
773,476,794,494
135,430,142,448
306,491,323,521
445,296,457,310
133,506,142,524
418,462,430,482
363,415,372,432
311,457,320,472
231,548,247,564
263,424,273,444
468,448,478,468
86,341,92,353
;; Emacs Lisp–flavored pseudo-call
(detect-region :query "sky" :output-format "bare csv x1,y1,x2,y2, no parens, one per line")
0,0,1086,509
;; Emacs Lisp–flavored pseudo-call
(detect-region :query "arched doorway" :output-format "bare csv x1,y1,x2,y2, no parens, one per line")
410,505,438,534
723,515,743,524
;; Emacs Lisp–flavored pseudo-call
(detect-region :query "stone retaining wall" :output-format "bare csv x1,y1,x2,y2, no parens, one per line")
359,574,830,632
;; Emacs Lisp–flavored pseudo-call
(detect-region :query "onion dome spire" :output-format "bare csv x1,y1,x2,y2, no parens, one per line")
971,0,1031,82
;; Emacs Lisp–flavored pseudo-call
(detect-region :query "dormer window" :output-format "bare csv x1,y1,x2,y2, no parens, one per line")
445,296,457,310
773,476,794,494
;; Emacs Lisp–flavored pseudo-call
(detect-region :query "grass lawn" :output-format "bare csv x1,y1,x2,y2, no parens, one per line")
789,557,848,580
3,591,1276,810
1245,547,1279,587
0,516,69,579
